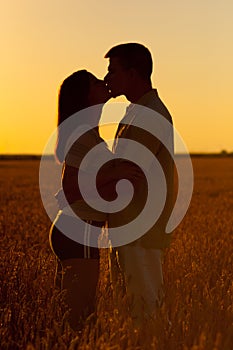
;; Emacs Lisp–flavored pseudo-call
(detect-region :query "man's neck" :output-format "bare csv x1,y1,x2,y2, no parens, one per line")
125,83,153,103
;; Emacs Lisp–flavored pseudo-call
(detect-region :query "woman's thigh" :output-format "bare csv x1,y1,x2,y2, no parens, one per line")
49,215,103,260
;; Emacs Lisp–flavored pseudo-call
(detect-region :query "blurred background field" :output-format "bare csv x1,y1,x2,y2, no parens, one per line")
0,158,233,349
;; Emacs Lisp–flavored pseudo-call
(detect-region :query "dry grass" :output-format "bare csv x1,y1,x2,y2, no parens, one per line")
0,158,233,349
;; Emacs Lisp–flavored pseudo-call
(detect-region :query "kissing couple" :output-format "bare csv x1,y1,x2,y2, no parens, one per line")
49,42,174,330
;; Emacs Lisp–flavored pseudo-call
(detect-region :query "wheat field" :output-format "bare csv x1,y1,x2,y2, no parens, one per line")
0,158,232,350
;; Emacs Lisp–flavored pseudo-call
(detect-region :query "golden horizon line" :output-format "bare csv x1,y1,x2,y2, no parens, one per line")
0,151,232,158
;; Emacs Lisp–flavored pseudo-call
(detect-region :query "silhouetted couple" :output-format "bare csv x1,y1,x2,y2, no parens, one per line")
49,43,174,330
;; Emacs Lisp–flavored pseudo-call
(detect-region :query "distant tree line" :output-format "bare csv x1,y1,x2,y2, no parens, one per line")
0,151,232,160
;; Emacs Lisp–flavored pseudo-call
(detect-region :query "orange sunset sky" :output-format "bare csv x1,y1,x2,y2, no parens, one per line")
1,0,232,154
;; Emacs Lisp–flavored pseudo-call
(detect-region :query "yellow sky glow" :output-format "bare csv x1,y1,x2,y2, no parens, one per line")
1,0,233,154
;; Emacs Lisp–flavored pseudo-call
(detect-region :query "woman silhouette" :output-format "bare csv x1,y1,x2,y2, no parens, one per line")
50,70,112,329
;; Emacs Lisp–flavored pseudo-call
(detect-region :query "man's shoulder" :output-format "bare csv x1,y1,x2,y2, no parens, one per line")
143,89,173,123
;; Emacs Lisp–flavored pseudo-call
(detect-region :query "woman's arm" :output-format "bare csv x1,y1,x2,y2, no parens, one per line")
60,160,142,206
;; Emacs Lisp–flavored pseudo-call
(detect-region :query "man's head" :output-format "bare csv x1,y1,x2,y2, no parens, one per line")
104,43,153,101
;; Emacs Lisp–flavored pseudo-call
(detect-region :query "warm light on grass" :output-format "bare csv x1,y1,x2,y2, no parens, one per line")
0,158,232,349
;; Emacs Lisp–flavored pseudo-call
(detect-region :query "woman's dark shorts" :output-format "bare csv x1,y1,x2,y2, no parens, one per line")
49,213,105,261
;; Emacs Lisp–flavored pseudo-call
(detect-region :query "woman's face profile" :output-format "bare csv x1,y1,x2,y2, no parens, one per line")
88,73,110,105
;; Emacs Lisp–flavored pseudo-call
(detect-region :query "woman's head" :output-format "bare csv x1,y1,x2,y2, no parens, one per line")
55,70,109,162
58,70,90,127
57,70,110,126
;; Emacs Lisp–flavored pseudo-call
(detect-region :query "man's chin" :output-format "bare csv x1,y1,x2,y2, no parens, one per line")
110,91,122,98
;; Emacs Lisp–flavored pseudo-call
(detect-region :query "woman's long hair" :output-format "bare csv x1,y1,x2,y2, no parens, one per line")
55,70,90,163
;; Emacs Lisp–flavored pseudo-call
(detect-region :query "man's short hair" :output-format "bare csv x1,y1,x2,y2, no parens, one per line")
105,43,153,80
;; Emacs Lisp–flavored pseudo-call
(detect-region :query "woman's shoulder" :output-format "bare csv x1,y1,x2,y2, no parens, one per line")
66,125,96,150
65,124,110,155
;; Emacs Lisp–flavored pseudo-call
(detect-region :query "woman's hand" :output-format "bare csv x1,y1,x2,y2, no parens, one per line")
114,160,144,182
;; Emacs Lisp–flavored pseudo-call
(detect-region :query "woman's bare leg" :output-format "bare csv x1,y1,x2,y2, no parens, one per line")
61,258,99,329
54,258,63,290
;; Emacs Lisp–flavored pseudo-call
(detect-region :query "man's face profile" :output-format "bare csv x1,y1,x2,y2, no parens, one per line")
105,57,130,98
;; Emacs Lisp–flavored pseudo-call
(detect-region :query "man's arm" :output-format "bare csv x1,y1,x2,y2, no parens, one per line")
58,161,142,208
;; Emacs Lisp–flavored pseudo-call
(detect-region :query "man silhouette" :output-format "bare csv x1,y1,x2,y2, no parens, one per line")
104,43,174,324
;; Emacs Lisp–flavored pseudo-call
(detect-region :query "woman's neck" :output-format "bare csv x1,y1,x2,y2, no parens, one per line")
85,104,103,127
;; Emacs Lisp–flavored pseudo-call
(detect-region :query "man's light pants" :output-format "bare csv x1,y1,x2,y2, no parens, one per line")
118,246,164,324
